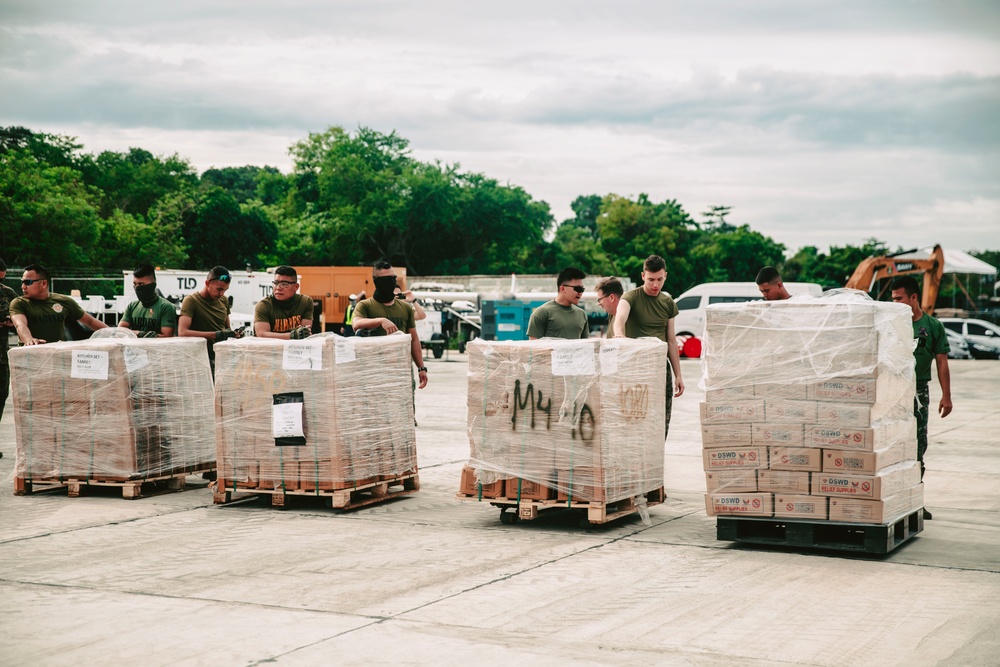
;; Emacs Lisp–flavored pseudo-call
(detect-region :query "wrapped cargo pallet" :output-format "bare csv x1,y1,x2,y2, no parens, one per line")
9,336,216,482
465,337,667,505
213,334,416,494
700,290,923,526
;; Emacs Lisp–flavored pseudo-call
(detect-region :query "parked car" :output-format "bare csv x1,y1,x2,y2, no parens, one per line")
939,318,1000,360
944,329,972,360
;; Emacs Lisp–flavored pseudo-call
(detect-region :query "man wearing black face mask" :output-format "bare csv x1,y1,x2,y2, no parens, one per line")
352,260,429,390
119,264,177,338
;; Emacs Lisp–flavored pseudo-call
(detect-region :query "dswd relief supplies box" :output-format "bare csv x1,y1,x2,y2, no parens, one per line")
466,338,668,505
705,492,773,517
699,400,764,424
814,402,872,427
757,470,811,494
769,447,823,472
752,423,804,447
804,420,916,452
774,494,829,520
703,447,768,471
822,440,917,475
812,461,921,500
705,470,758,493
705,385,756,402
9,337,216,481
753,383,808,400
828,484,924,524
215,335,417,493
702,424,753,448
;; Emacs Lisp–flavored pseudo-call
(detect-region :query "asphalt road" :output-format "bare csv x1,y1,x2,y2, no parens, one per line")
1,355,998,666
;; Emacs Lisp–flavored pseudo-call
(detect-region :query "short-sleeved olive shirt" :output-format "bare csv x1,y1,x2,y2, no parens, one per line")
912,313,949,384
353,298,416,334
621,287,679,342
526,300,589,339
254,294,314,333
122,298,177,335
10,293,86,343
180,292,230,333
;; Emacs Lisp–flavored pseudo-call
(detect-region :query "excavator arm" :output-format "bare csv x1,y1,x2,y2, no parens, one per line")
845,245,944,314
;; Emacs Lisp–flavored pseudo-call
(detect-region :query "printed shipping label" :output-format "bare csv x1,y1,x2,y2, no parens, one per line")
71,350,109,380
272,402,304,439
284,341,324,370
551,344,596,376
123,346,149,373
333,337,355,365
599,342,619,375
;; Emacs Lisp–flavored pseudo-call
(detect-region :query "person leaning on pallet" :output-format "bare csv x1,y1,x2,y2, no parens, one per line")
526,267,590,340
755,266,792,301
891,275,952,520
253,265,313,340
119,264,177,338
595,276,624,336
612,255,685,441
10,263,108,346
178,265,243,375
351,260,429,391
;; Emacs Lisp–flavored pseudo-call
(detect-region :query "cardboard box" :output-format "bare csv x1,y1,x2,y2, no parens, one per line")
769,447,823,472
828,484,924,524
703,447,767,471
764,399,817,424
753,383,808,400
815,402,872,427
506,477,554,501
705,470,758,493
757,470,811,494
556,467,606,503
774,494,829,519
804,420,915,452
705,492,773,517
702,424,753,448
459,465,505,498
811,461,921,500
705,385,756,402
752,423,804,447
808,377,876,404
699,400,764,424
822,440,916,474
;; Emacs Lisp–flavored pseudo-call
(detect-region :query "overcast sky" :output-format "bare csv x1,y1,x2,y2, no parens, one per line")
2,1,998,255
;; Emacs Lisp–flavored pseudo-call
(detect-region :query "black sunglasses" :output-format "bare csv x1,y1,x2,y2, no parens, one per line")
21,278,44,286
562,284,585,293
213,274,232,283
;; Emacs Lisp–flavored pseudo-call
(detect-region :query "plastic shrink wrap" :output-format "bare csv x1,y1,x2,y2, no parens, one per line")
465,337,668,504
9,336,216,481
700,290,923,524
214,334,416,492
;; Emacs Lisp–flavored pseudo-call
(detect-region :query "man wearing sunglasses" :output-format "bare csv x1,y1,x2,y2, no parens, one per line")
595,276,624,335
612,254,685,441
178,266,242,373
10,263,108,346
527,267,590,340
254,266,313,340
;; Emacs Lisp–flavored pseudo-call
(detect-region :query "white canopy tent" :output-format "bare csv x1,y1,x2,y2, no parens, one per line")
895,247,998,307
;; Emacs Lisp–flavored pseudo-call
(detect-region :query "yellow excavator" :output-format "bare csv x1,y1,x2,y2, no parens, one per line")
845,244,945,314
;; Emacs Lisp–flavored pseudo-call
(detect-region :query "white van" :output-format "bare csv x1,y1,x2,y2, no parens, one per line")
673,281,823,339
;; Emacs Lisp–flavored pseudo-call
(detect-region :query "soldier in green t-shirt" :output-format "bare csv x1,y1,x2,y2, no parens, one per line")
526,267,590,340
612,255,685,441
892,276,952,515
179,266,242,376
10,263,108,346
352,260,428,390
595,276,624,336
119,264,177,338
254,265,314,340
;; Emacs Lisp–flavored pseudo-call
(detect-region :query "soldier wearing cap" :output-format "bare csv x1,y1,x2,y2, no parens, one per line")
178,265,242,374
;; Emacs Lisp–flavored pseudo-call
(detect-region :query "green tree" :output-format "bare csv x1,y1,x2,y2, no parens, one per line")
90,148,197,218
0,149,102,266
690,225,786,283
182,187,278,270
202,165,282,204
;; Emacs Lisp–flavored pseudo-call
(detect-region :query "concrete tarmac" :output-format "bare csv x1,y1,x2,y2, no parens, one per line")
1,356,998,666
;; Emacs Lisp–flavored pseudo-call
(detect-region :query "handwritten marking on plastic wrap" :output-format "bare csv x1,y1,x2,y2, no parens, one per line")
334,337,356,364
282,340,323,370
599,342,619,375
71,351,109,380
551,344,596,376
619,384,650,420
485,391,509,417
510,379,595,444
123,347,149,373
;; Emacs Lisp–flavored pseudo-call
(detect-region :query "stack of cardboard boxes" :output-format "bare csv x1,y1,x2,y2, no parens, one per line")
9,338,216,481
214,335,416,492
701,295,924,524
464,337,667,504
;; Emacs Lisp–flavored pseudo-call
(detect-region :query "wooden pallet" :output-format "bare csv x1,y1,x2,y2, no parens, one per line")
457,487,666,526
14,466,216,500
213,472,420,511
716,509,925,555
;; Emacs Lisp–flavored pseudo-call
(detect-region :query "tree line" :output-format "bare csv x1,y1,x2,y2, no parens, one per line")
1,125,996,304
